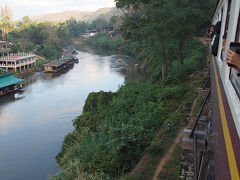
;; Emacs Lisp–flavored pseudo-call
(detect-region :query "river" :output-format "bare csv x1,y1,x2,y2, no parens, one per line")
0,50,140,180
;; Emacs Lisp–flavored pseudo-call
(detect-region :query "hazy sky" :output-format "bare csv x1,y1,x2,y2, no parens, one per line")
1,0,116,20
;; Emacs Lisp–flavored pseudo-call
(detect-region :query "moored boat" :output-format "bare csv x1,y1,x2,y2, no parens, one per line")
0,73,24,96
43,58,74,73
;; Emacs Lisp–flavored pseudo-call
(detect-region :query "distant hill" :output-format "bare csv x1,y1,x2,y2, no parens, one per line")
31,7,122,22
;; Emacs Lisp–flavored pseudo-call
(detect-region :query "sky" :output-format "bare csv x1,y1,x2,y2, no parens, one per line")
1,0,116,20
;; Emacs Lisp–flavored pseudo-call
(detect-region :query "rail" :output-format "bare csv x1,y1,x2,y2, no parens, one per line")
193,133,198,180
202,76,210,90
190,89,211,137
198,152,208,180
190,76,211,180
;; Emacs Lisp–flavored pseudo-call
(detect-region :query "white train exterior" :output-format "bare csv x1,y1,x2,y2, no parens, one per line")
212,0,240,128
209,0,240,179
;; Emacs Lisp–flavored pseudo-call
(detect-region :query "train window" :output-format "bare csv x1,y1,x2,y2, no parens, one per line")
236,13,240,42
229,12,240,98
221,7,223,21
224,0,232,33
221,1,232,60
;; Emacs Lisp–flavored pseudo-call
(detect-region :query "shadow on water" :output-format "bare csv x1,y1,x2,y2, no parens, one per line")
76,44,117,56
77,45,148,80
0,92,24,106
17,72,39,86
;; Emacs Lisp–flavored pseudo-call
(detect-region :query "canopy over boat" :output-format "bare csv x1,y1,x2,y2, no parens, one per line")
0,73,24,89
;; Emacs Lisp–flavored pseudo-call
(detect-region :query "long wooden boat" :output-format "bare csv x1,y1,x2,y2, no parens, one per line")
62,49,79,63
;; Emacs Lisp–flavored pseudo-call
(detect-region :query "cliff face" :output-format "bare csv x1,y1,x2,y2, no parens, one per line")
31,7,122,22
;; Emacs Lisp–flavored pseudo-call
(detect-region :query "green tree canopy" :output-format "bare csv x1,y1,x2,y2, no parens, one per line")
115,0,214,76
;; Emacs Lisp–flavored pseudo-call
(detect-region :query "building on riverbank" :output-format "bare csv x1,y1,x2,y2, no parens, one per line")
0,53,37,72
0,41,37,72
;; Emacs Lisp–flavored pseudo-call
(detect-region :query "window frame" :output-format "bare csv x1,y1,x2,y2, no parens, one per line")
229,10,240,99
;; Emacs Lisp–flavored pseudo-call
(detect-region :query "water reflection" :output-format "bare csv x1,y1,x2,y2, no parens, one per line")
0,92,23,105
0,49,142,180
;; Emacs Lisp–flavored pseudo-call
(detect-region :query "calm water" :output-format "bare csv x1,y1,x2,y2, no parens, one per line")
0,50,139,180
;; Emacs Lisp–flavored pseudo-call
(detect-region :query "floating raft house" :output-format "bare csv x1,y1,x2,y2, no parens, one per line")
43,58,74,73
0,73,24,89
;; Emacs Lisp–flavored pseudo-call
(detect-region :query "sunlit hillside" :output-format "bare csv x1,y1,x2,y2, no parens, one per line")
31,7,122,22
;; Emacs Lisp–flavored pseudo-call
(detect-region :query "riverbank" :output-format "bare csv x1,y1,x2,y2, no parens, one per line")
83,33,141,60
0,50,131,180
10,49,76,78
51,37,208,179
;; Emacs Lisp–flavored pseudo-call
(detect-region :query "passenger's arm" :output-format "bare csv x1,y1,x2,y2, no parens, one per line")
225,49,240,71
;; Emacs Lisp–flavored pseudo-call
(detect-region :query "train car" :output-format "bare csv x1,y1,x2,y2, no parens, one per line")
180,1,240,180
210,0,240,180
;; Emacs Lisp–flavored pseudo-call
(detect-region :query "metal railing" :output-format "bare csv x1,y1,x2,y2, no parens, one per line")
193,133,198,180
0,53,35,61
190,89,211,137
190,76,211,180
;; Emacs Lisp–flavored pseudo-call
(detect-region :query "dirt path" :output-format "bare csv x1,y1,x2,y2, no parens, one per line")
152,93,201,180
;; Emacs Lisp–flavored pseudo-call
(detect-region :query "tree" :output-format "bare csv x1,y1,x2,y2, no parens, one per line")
115,0,214,75
66,17,80,37
168,0,210,64
91,18,109,32
22,16,32,25
109,16,118,30
116,0,174,77
0,5,13,40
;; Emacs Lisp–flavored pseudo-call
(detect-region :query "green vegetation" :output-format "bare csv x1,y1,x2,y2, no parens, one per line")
84,33,125,51
50,38,207,180
51,0,216,179
86,0,216,76
0,1,216,179
3,19,105,60
1,5,120,61
6,22,71,60
157,144,182,180
36,59,50,68
4,17,121,60
0,5,14,40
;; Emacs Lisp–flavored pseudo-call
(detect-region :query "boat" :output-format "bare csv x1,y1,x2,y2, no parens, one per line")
0,73,24,96
43,57,74,73
73,55,79,63
61,49,79,64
